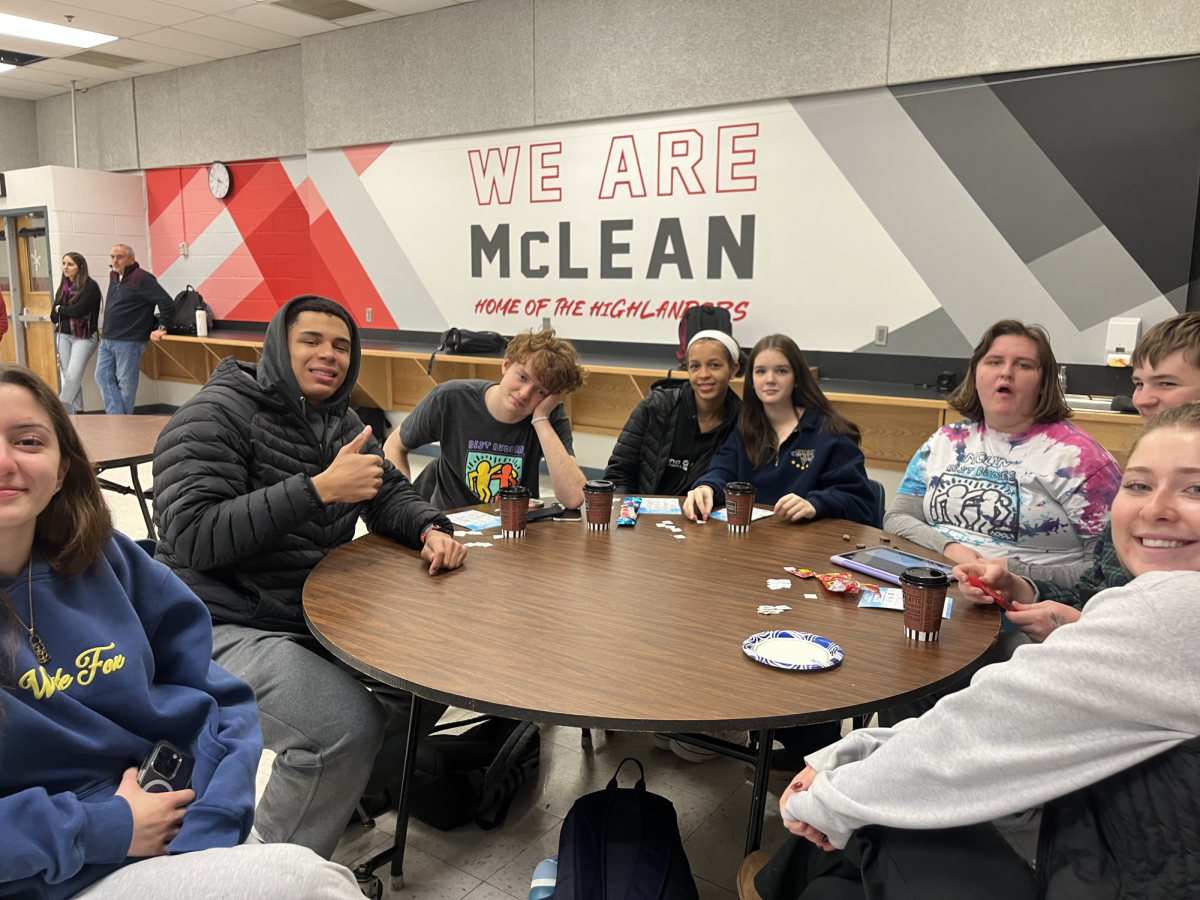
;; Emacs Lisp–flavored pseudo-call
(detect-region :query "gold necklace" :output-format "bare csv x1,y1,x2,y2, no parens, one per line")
15,559,51,665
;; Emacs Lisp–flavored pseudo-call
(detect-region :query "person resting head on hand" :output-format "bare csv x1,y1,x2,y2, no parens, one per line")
684,334,876,526
751,401,1200,900
0,364,364,900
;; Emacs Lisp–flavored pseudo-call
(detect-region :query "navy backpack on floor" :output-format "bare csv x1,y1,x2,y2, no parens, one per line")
553,758,699,900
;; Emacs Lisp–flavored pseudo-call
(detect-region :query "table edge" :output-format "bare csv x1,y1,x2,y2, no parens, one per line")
302,605,998,732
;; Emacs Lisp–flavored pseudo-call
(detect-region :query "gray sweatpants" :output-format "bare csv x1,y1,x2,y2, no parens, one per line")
71,844,362,899
211,623,431,859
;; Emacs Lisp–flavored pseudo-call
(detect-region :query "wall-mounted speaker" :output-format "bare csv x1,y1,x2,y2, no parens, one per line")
0,173,6,198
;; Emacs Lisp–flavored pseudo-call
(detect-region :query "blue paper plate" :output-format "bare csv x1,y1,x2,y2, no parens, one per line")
742,630,844,671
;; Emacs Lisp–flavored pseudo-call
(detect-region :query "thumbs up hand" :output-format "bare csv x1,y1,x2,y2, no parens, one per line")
312,426,384,504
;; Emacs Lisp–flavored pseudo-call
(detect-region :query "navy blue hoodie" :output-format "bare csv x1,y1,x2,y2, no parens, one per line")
694,408,877,526
0,533,261,899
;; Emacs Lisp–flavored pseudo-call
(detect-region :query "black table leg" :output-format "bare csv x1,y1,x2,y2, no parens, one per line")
128,465,156,540
389,694,423,890
354,695,425,891
745,727,775,857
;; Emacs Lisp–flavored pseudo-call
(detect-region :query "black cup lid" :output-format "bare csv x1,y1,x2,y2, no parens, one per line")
497,486,531,499
726,481,756,495
899,566,950,588
584,480,615,492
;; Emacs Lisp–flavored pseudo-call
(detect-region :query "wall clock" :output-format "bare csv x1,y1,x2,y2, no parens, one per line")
208,162,232,200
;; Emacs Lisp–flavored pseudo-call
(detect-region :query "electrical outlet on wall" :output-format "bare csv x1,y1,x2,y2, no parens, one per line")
874,325,888,346
179,242,188,258
365,307,373,323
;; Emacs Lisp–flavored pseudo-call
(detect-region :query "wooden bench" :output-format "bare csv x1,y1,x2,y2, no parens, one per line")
143,333,1142,469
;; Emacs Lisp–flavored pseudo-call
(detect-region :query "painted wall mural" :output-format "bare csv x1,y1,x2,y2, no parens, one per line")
147,56,1200,364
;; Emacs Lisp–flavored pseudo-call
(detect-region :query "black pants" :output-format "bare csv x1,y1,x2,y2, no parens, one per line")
755,824,1039,900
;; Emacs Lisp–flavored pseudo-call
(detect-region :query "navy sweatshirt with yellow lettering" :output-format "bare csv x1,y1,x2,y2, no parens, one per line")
0,531,262,899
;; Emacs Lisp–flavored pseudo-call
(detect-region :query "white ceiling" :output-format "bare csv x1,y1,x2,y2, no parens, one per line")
0,0,474,101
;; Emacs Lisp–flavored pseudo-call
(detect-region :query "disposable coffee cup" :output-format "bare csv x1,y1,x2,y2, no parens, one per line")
725,482,756,533
195,309,208,337
497,486,531,537
899,567,950,641
583,479,615,530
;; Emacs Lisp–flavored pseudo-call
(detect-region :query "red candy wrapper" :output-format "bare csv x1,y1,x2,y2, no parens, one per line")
817,572,861,593
785,567,818,579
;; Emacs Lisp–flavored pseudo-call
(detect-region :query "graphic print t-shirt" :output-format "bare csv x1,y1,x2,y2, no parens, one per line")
897,419,1121,566
400,379,575,511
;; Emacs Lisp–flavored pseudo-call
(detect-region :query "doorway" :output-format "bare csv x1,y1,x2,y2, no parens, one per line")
1,210,58,388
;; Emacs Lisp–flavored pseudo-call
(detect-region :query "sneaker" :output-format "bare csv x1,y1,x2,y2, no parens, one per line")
670,731,750,763
652,733,672,750
737,850,771,900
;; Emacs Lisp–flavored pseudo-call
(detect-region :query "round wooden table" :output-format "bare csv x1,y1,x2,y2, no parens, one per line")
71,414,170,539
304,501,1000,887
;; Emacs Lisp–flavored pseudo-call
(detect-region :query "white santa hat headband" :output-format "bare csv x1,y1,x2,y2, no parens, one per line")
687,329,741,363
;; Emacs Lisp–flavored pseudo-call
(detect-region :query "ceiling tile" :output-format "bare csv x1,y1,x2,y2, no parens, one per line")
137,25,259,58
0,84,51,98
103,36,214,66
1,63,73,84
153,0,257,12
0,74,61,92
219,3,340,37
124,60,176,74
0,0,162,38
33,56,135,78
43,0,205,27
361,0,454,14
172,15,296,50
332,9,395,25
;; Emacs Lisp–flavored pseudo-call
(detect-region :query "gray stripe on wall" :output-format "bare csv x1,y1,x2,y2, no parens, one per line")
306,148,448,332
894,80,1100,263
1027,226,1165,331
790,88,1097,362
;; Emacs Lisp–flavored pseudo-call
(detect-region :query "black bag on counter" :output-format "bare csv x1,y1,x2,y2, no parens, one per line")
427,327,508,374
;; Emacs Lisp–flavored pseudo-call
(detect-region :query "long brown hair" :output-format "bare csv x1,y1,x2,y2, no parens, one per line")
54,251,92,305
947,319,1071,424
739,335,861,468
0,365,112,719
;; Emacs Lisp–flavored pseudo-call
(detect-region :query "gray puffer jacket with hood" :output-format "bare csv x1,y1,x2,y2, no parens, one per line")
152,296,451,634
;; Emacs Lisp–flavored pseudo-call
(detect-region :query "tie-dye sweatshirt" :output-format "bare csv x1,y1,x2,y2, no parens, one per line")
893,419,1121,566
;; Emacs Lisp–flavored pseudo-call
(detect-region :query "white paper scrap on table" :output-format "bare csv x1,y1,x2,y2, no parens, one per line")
757,605,791,615
709,506,774,522
637,499,683,515
858,587,953,619
463,542,493,548
767,579,792,590
804,593,818,599
674,534,686,539
453,531,468,537
447,510,504,531
493,534,505,539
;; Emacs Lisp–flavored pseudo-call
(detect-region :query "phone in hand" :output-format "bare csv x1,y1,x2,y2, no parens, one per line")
965,575,1018,612
137,740,194,793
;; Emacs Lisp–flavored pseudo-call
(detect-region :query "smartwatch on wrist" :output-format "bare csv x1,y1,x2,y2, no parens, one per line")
420,522,452,543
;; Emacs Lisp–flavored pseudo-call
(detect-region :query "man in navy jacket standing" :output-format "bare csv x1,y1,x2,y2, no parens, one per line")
96,243,172,414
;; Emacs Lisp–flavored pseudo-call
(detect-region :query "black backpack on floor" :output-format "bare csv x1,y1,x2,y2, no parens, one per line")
676,305,733,364
409,716,541,831
553,758,699,900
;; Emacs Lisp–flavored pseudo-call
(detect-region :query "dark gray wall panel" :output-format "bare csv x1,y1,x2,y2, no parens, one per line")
0,96,40,171
889,0,1200,84
135,47,305,169
533,0,889,124
302,0,535,150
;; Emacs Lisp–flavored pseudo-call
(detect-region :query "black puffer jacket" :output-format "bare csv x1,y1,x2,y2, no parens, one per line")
603,379,741,494
153,297,450,634
1038,733,1200,899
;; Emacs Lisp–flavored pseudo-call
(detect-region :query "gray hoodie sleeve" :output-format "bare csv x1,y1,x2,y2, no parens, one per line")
1007,556,1090,588
882,494,951,553
786,570,1200,848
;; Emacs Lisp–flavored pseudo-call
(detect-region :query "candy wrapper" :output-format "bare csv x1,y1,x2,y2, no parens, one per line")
617,496,642,527
785,567,818,579
817,572,861,593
